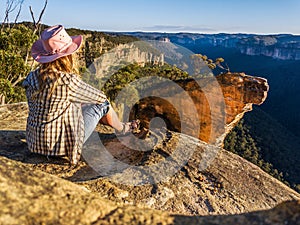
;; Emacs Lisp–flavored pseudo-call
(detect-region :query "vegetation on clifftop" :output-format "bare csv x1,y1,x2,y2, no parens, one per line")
0,24,37,104
99,63,189,101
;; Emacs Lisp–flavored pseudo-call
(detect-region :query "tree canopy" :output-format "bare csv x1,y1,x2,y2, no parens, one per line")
0,24,38,104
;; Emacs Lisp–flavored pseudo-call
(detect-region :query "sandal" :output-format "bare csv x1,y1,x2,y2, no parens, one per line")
117,119,140,135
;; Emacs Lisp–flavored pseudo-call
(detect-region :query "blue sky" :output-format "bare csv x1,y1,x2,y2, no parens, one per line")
1,0,300,34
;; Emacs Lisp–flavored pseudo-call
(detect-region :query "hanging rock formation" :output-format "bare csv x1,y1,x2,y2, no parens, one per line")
131,72,268,145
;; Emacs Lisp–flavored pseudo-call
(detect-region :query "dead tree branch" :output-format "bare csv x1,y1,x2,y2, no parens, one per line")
29,0,48,36
1,0,24,32
25,0,48,66
11,2,22,29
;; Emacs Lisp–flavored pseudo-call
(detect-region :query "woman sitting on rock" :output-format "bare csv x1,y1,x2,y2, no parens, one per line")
22,25,139,165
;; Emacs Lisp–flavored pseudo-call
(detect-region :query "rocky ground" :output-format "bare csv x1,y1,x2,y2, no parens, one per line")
0,102,299,224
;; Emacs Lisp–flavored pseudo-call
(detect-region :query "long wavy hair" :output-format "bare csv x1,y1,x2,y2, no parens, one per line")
38,54,79,95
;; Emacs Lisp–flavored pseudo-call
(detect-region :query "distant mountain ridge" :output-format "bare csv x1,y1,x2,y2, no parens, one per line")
118,32,300,60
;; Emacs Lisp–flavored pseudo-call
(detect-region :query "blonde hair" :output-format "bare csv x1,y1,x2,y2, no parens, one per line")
38,54,79,95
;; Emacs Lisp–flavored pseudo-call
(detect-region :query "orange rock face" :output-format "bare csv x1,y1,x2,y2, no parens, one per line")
130,73,269,145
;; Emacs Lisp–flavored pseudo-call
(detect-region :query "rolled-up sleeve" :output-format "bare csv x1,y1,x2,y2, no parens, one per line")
65,74,107,104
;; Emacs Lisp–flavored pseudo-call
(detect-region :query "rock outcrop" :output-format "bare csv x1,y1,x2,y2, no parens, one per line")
132,72,268,146
0,155,299,225
0,102,299,221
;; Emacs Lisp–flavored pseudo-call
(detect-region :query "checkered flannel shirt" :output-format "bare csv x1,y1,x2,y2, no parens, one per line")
22,69,107,164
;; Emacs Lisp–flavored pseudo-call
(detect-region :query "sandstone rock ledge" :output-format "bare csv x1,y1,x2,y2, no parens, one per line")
0,101,299,224
0,156,172,225
0,156,299,225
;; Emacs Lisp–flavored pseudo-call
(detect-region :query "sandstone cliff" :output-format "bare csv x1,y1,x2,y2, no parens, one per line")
0,102,299,224
125,32,300,60
132,72,268,146
75,32,164,75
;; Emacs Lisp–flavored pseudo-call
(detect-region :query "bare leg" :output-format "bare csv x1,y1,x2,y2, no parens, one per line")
100,107,123,132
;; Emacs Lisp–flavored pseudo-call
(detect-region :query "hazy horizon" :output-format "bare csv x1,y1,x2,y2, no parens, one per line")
100,29,300,36
13,20,300,37
1,0,300,35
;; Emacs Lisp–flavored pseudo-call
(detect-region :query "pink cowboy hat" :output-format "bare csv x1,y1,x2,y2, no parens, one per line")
31,25,82,63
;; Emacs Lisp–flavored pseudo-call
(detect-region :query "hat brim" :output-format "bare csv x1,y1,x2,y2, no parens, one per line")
31,35,83,63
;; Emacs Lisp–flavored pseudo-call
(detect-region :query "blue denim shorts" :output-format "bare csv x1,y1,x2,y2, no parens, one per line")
82,100,110,143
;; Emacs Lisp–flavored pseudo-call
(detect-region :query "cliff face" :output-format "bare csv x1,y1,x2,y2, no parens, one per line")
123,32,300,60
206,35,300,60
132,72,268,146
237,36,300,60
88,42,164,78
75,34,164,76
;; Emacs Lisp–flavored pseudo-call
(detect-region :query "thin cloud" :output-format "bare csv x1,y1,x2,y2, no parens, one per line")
139,25,216,33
